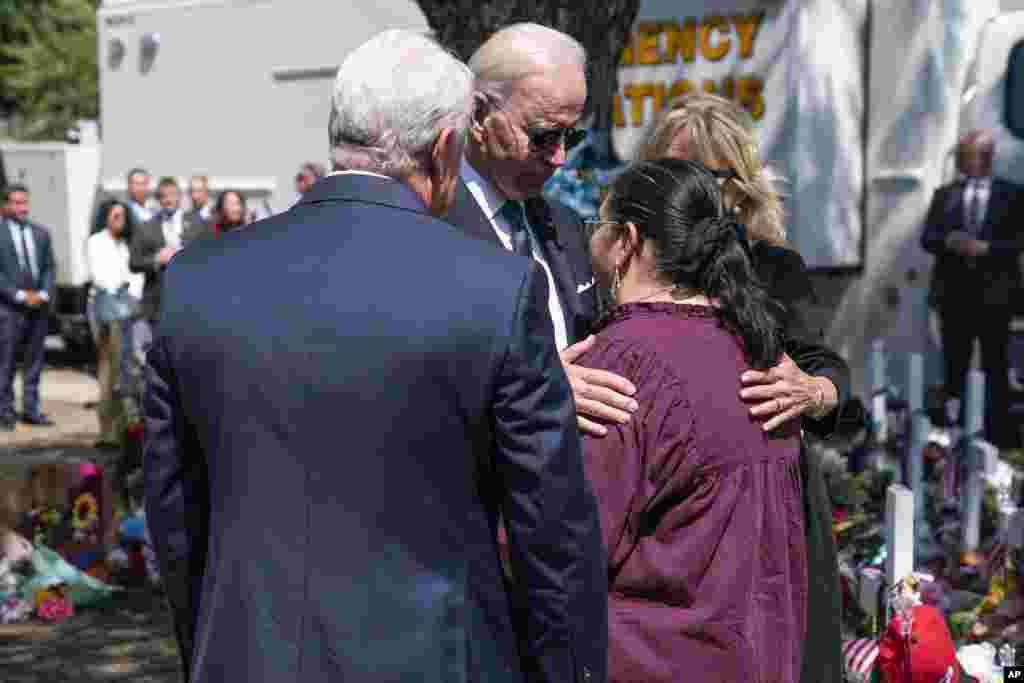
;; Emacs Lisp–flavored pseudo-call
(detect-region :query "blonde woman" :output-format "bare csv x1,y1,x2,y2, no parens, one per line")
637,92,859,683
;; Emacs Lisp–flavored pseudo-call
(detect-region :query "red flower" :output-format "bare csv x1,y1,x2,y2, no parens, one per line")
37,597,73,623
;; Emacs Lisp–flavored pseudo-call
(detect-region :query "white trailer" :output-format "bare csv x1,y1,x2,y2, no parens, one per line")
96,0,431,209
0,142,101,350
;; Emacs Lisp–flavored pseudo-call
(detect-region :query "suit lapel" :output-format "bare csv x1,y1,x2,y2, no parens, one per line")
0,220,21,281
150,217,167,251
2,219,34,285
946,181,965,223
984,180,1011,232
0,220,16,272
445,180,502,248
445,178,593,344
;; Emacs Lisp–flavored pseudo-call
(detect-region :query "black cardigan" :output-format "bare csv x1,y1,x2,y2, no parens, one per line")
753,241,852,683
753,242,862,437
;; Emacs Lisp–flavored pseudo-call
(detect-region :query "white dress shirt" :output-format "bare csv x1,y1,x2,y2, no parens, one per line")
87,229,144,300
161,209,184,250
962,175,991,235
461,159,569,351
6,219,47,302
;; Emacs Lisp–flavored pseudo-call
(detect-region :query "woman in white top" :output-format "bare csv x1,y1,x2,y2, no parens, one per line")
87,200,144,445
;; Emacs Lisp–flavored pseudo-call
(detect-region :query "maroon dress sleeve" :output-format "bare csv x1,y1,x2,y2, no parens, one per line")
578,338,698,577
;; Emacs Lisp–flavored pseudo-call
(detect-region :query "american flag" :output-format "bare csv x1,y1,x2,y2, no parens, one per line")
843,638,879,679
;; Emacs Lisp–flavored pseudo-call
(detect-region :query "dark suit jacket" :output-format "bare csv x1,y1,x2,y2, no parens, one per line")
129,211,210,321
445,180,597,346
921,177,1024,309
751,243,860,438
0,219,56,312
143,174,607,683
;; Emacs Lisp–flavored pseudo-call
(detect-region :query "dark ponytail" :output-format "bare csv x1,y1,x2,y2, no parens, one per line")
606,158,784,369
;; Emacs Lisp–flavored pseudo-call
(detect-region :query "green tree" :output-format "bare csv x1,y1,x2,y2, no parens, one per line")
415,0,640,138
0,0,99,141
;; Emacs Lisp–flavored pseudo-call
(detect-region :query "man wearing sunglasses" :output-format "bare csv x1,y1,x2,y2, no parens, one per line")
447,23,640,438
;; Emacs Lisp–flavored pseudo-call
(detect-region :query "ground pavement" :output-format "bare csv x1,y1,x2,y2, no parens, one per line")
0,587,181,682
0,366,101,455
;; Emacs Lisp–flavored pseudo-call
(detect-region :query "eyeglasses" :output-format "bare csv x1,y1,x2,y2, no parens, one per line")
582,218,622,241
526,126,587,152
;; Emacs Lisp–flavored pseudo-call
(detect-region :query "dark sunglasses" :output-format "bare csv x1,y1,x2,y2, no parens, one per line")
709,168,738,180
527,126,587,152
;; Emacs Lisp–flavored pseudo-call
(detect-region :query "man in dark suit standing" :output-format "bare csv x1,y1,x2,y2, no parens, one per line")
129,176,210,328
126,176,210,400
446,23,640,438
144,29,606,683
0,184,56,429
922,130,1024,448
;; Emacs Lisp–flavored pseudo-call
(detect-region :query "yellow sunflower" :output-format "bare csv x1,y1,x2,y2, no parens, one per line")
72,493,99,530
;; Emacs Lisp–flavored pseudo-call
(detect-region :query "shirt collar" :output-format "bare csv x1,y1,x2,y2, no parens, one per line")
960,174,992,185
327,170,392,180
460,158,509,221
460,157,562,245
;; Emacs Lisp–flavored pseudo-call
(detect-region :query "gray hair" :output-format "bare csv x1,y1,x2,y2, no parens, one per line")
469,23,586,103
329,30,474,177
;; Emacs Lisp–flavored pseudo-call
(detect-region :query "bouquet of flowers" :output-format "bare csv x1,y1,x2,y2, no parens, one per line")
0,595,32,624
34,584,73,623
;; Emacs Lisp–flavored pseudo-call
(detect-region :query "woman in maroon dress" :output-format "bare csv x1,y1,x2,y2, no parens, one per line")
579,158,806,683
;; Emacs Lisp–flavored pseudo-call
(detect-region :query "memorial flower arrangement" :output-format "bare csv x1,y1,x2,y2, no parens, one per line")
34,584,73,623
27,507,65,548
71,492,99,544
0,596,32,624
816,386,1024,682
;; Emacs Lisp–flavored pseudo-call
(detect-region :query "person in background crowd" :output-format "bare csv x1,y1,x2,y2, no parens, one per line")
580,158,804,683
922,130,1024,449
0,184,56,430
87,200,144,446
126,168,156,224
187,175,212,222
294,161,324,199
637,91,857,683
211,190,247,236
127,177,211,401
445,23,639,438
144,28,606,683
130,176,210,329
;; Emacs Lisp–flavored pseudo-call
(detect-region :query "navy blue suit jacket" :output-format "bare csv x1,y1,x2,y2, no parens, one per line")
0,219,56,311
143,174,607,683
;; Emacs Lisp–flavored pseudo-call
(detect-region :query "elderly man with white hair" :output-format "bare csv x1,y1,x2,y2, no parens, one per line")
446,23,640,438
143,29,606,683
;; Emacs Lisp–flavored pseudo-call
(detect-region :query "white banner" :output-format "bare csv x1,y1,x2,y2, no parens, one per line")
611,0,866,268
